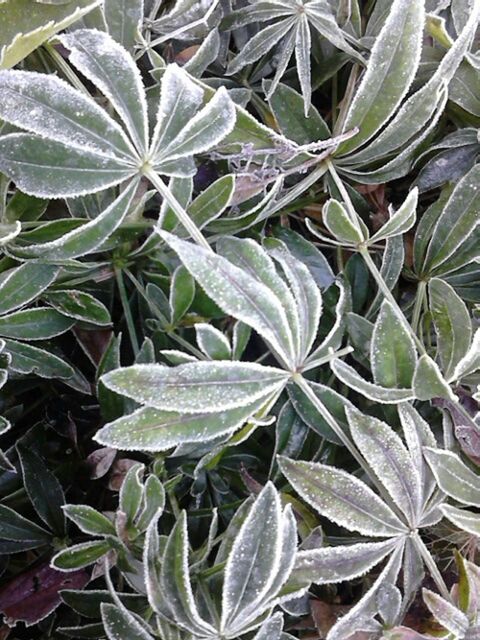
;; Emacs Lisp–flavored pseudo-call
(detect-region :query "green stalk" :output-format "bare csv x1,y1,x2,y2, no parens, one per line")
144,168,212,251
115,267,140,356
44,42,90,96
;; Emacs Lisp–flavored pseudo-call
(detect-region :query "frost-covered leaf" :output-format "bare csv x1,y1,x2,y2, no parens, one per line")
346,407,422,526
60,29,148,153
0,263,58,315
161,232,297,368
440,504,480,538
63,505,116,536
45,290,110,326
278,457,407,536
424,448,480,507
422,589,469,637
323,199,365,245
338,0,424,154
103,0,143,52
412,355,456,401
0,308,74,340
52,540,113,571
371,300,417,389
0,0,102,69
429,277,472,380
8,180,138,260
169,265,195,324
102,602,153,640
101,361,288,413
0,504,51,546
370,189,418,243
195,324,231,360
292,539,398,585
119,464,144,527
251,613,284,640
95,398,273,451
454,329,480,380
4,339,74,380
331,358,415,403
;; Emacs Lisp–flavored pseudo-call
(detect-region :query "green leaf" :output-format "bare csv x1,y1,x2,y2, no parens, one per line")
440,504,480,538
0,263,59,315
4,339,74,379
295,14,312,116
346,407,422,526
331,358,415,403
97,332,124,422
424,448,480,507
0,134,137,199
0,308,74,340
195,324,231,360
17,445,66,536
63,505,116,536
52,540,112,571
293,539,398,585
412,354,456,401
0,222,21,246
9,180,138,260
119,463,144,527
278,457,407,536
454,329,480,380
103,0,143,52
186,174,235,232
0,504,51,544
101,603,154,640
60,29,148,154
45,290,110,326
422,589,469,637
371,300,417,388
135,476,165,533
370,188,418,243
323,198,366,245
338,0,424,154
95,399,273,451
101,361,288,413
429,278,472,380
424,164,480,274
169,265,195,324
161,232,297,368
0,0,102,69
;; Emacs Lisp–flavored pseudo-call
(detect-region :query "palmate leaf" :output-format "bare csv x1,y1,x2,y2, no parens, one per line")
0,29,236,200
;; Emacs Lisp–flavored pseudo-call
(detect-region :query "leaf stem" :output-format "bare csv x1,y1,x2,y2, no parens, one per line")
412,533,452,602
115,267,140,357
144,169,212,251
326,159,361,228
359,246,426,356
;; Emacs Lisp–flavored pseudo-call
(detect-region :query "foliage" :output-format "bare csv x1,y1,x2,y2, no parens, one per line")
0,0,479,639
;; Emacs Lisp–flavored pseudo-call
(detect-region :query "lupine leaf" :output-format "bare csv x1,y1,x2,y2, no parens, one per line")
195,324,231,360
63,505,116,536
370,189,418,243
278,457,407,536
440,504,480,538
0,308,74,340
424,448,480,507
52,540,113,571
103,0,143,52
0,263,59,315
422,589,469,637
44,290,110,326
4,339,74,380
412,355,456,401
101,603,154,640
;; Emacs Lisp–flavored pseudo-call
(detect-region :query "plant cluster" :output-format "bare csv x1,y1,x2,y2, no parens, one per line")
0,0,479,638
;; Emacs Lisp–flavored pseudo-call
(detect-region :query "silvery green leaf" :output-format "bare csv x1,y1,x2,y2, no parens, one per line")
295,14,311,115
440,504,480,538
267,240,322,364
103,0,143,52
0,69,136,160
0,221,21,245
52,539,112,570
367,236,404,318
304,4,364,63
412,354,456,401
402,536,425,602
184,27,221,77
306,281,349,364
159,512,215,636
0,504,51,545
155,84,236,166
227,18,296,76
169,265,195,324
44,290,110,326
0,0,102,70
371,300,417,388
346,407,422,526
195,324,231,360
278,456,407,536
63,505,116,536
0,134,137,199
0,308,74,340
221,483,296,634
331,358,415,403
251,613,284,640
323,198,366,245
186,175,235,232
60,29,148,154
370,189,418,243
135,475,165,533
0,263,58,314
429,277,472,381
119,463,144,527
8,180,138,260
292,539,398,585
101,603,154,640
424,164,480,274
161,232,297,368
398,403,437,505
4,339,74,380
454,329,480,380
327,544,404,640
377,583,402,627
422,589,469,637
101,361,288,413
338,0,424,155
94,399,271,451
424,448,480,507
